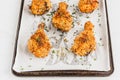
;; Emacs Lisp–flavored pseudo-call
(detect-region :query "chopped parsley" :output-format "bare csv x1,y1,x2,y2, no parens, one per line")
42,16,46,20
52,50,55,54
94,58,96,61
86,16,90,18
46,14,51,16
80,58,82,60
29,58,32,60
72,12,76,15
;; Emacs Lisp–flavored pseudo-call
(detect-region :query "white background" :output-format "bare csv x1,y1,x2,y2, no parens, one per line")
0,0,119,80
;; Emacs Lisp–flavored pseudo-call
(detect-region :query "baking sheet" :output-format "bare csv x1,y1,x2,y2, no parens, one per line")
12,0,114,76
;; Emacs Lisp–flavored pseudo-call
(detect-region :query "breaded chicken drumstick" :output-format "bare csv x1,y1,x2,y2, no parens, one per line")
71,21,96,56
52,2,73,32
28,23,51,58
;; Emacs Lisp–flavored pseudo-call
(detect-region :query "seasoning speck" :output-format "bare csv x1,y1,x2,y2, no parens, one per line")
28,65,32,67
100,38,102,41
94,58,96,61
29,58,32,60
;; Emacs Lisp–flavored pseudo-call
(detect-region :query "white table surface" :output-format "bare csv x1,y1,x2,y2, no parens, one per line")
0,0,120,80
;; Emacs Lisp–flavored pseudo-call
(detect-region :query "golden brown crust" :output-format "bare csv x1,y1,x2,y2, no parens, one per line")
71,21,96,56
28,23,51,58
78,0,99,13
30,0,52,15
52,2,73,32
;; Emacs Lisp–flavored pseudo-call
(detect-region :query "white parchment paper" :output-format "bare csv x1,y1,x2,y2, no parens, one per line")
13,0,111,72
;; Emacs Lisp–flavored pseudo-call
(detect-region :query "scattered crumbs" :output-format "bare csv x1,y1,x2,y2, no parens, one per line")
73,30,79,36
94,58,96,61
79,14,83,17
28,65,32,67
31,32,33,34
45,27,49,32
72,12,76,15
98,13,101,17
98,43,104,46
64,38,68,42
53,31,55,34
99,24,101,26
100,38,102,41
72,22,75,28
46,14,51,16
47,19,49,21
97,8,99,10
66,61,69,64
59,34,63,37
57,50,60,54
52,50,55,54
65,48,68,51
98,15,101,17
42,16,46,21
73,8,76,11
20,68,24,70
80,58,82,60
89,64,92,66
97,18,100,22
50,11,55,15
98,43,102,46
101,44,104,46
73,4,75,7
74,59,77,62
41,68,44,70
67,0,70,2
57,29,61,31
29,58,32,60
33,14,36,17
77,22,80,25
33,27,35,30
20,66,24,70
80,24,83,26
86,16,90,18
83,60,86,62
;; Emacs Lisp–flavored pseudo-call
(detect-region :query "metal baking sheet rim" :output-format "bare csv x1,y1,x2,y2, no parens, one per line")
11,0,114,76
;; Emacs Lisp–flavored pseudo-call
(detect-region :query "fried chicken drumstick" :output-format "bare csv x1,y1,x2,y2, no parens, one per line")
30,0,52,15
71,21,96,56
28,23,51,58
52,2,73,32
78,0,99,13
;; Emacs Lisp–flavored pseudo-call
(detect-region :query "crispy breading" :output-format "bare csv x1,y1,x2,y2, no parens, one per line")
78,0,99,13
30,0,52,15
71,21,96,56
28,23,51,58
52,2,73,32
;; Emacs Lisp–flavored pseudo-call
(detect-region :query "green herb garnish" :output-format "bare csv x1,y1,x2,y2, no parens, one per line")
52,50,55,54
94,58,96,61
46,14,51,16
29,58,32,60
72,12,76,15
86,16,90,18
80,58,82,60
